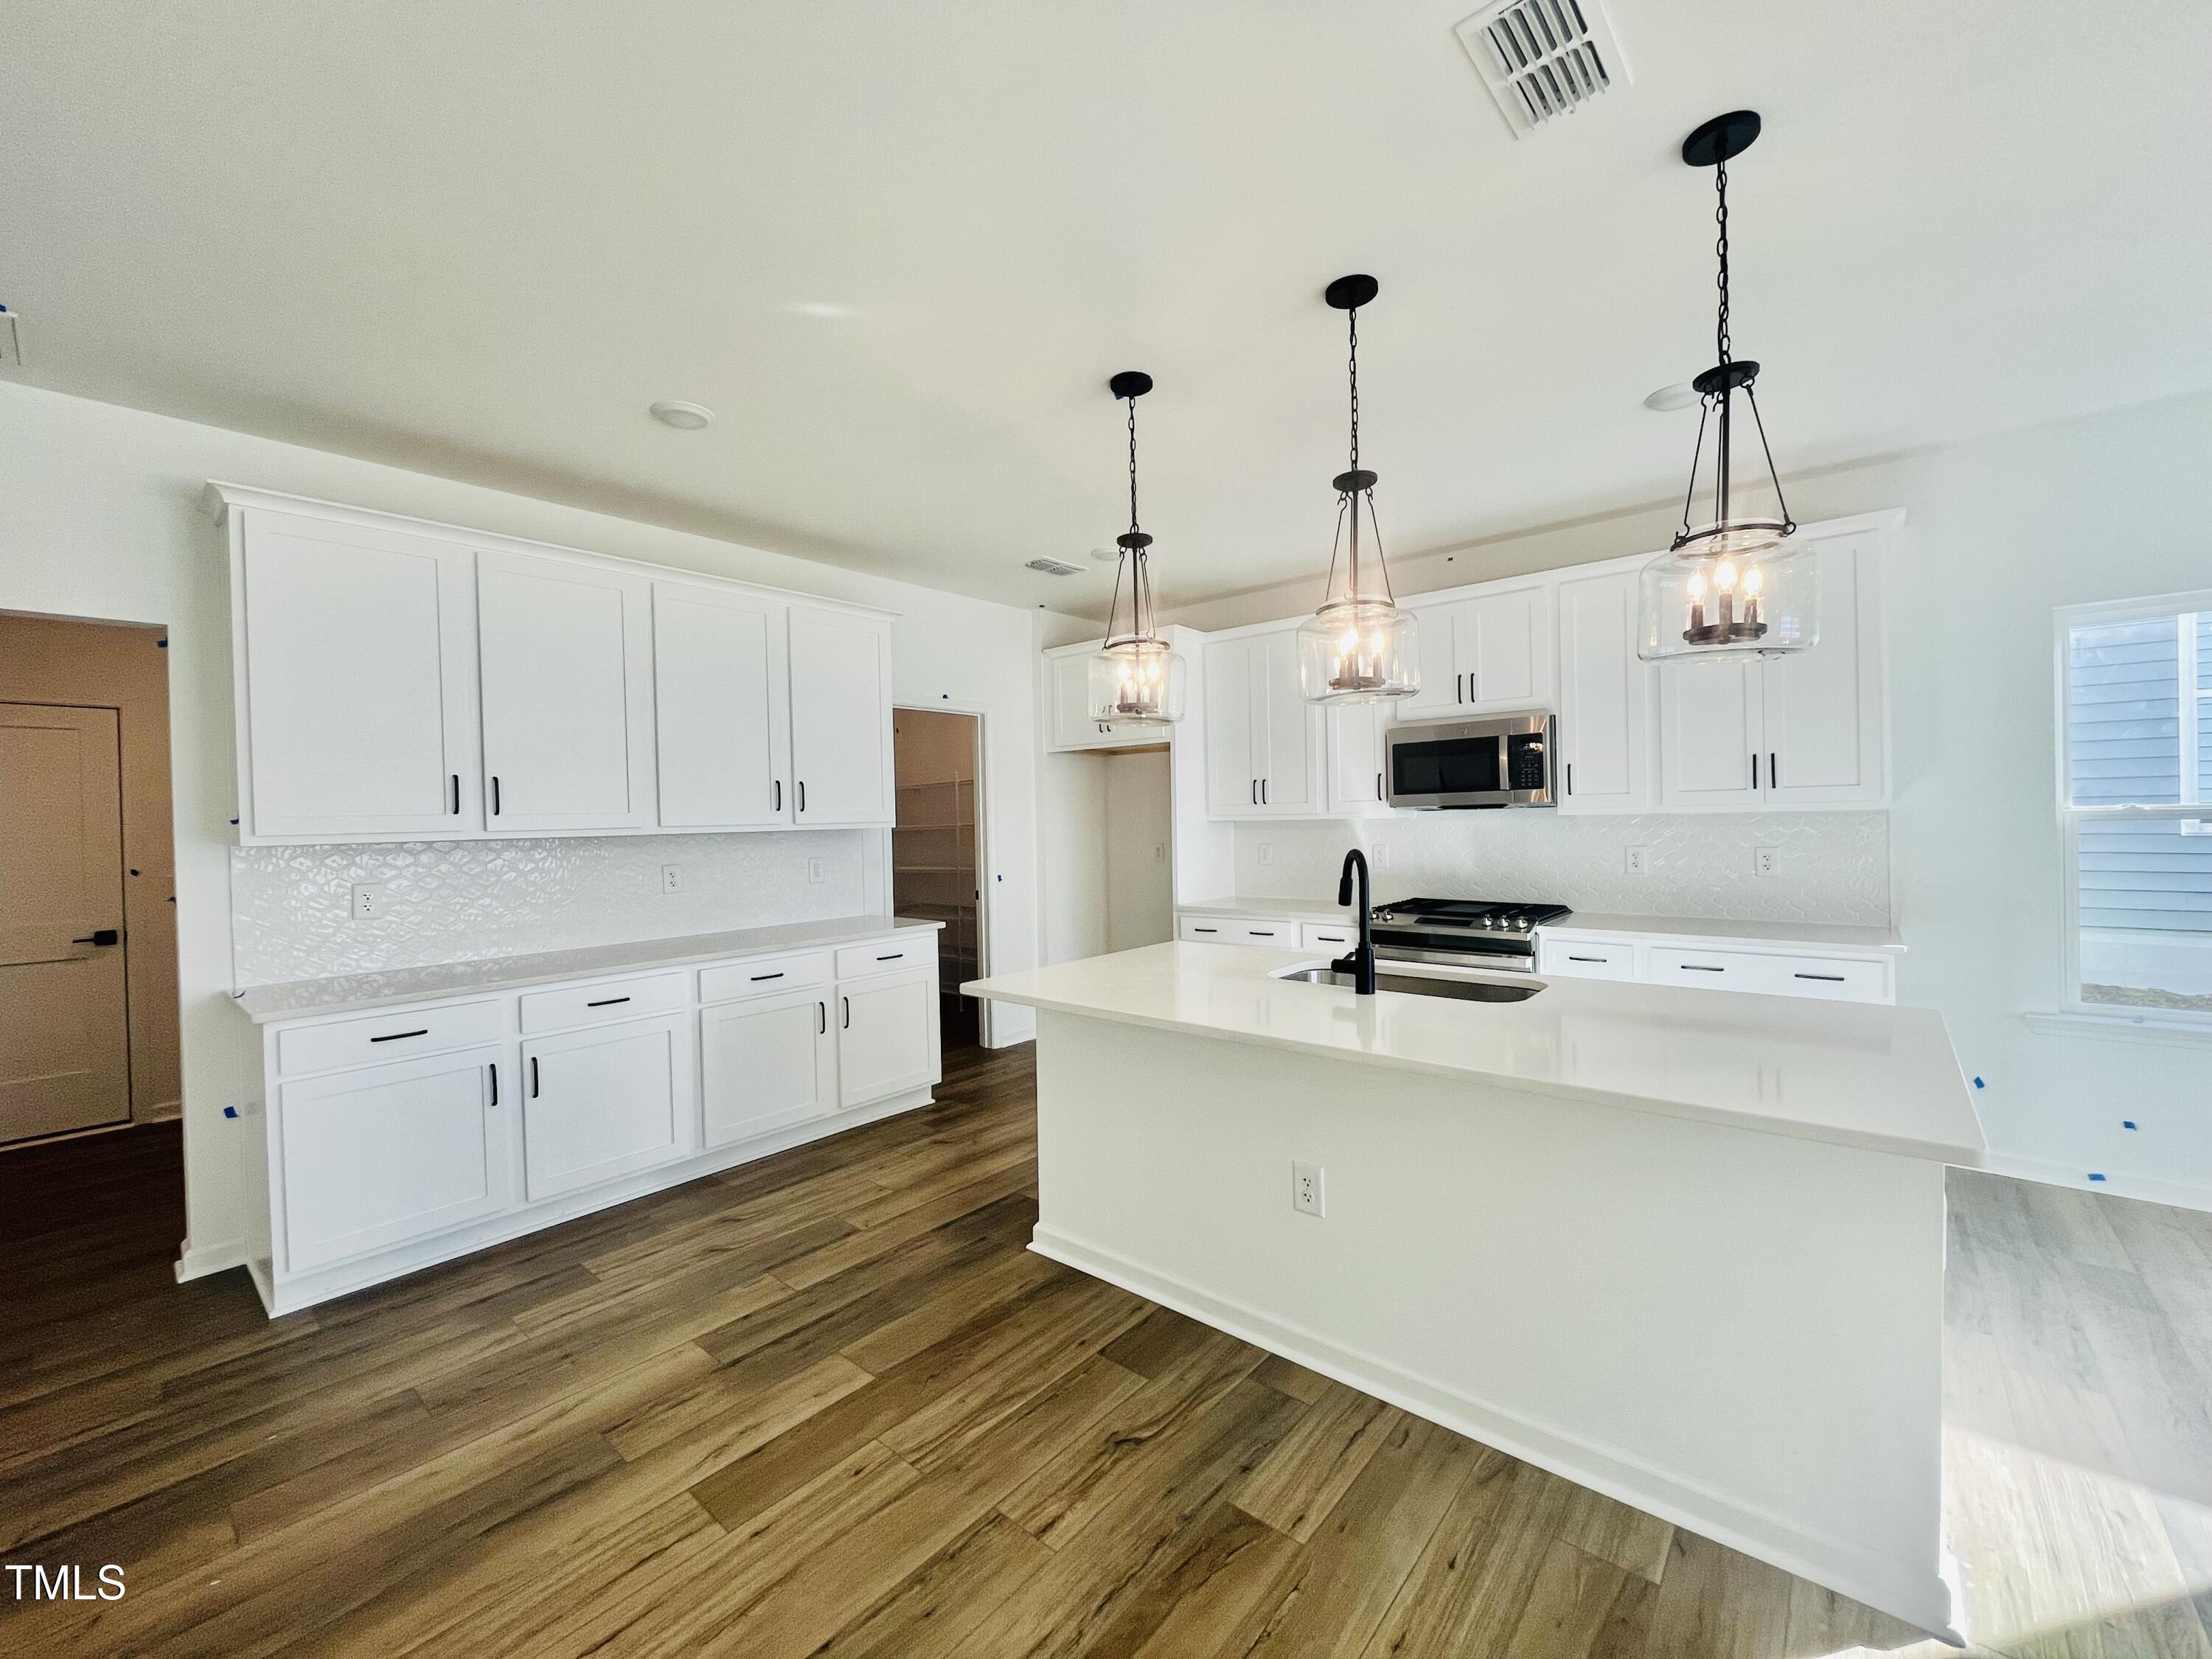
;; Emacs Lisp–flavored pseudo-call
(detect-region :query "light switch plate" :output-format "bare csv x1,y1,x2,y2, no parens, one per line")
807,858,826,883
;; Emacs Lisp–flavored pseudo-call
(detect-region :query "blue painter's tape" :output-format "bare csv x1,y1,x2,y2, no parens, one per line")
2087,1172,2107,1182
2124,1120,2138,1130
1972,1077,1985,1089
223,1105,238,1119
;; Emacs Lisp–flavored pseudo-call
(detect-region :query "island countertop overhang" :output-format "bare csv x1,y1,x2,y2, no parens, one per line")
967,942,1986,1167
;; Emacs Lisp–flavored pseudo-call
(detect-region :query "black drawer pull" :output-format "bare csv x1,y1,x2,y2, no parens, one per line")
798,780,807,813
842,996,851,1029
586,995,630,1008
1680,964,1725,973
817,1001,827,1034
773,779,782,812
1249,930,1275,938
1795,973,1846,983
451,773,461,815
1567,955,1606,964
72,929,120,947
531,1057,540,1097
750,971,785,982
370,1028,429,1043
876,953,902,961
491,775,501,815
1192,926,1219,933
487,1063,498,1106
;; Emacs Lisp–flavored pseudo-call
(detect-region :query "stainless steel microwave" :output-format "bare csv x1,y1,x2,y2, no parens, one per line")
1383,712,1557,810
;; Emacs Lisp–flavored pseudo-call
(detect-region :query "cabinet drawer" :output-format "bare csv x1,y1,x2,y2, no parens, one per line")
1646,948,1767,990
1646,947,1890,1004
1763,955,1891,1003
519,970,687,1034
276,998,505,1077
835,937,936,979
700,950,832,1005
1540,938,1638,980
1301,922,1360,951
1178,916,1296,945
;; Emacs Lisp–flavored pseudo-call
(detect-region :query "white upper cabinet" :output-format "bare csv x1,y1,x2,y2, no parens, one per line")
788,605,896,827
653,582,792,828
1397,582,1555,719
1203,628,1321,818
213,487,899,844
477,550,655,832
1656,531,1888,812
232,509,481,840
1324,703,1391,814
1044,644,1154,752
1555,566,1652,815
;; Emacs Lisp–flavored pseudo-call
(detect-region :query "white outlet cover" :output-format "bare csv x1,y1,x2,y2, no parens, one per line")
1753,846,1780,877
807,857,826,883
1624,847,1648,875
661,863,681,894
1256,843,1274,866
349,882,385,920
1292,1160,1326,1217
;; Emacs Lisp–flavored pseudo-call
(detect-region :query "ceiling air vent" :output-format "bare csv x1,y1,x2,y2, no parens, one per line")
1024,557,1084,577
1454,0,1631,138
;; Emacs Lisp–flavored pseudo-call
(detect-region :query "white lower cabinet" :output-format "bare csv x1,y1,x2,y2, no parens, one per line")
838,968,939,1107
520,1013,694,1201
1540,931,1895,1004
701,987,837,1148
1177,914,1298,946
242,929,940,1316
276,1045,509,1274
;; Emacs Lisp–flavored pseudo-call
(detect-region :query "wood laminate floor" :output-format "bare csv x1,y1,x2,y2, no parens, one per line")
3,1044,2210,1657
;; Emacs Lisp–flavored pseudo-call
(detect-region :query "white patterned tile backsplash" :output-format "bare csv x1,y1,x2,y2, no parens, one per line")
231,831,869,987
1235,813,1890,925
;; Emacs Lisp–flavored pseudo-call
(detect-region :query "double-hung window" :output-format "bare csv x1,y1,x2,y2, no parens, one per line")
2058,592,2212,1018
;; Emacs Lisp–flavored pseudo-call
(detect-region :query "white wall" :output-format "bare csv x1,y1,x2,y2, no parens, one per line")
1032,613,1112,965
0,380,1046,1276
1163,387,2212,1209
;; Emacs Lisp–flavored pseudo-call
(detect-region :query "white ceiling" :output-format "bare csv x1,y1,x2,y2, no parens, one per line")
4,2,2208,618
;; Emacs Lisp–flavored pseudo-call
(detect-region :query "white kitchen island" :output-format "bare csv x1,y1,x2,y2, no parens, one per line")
964,940,1985,1641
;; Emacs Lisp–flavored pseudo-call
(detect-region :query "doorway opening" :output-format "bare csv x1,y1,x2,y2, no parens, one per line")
891,708,984,1052
0,612,182,1152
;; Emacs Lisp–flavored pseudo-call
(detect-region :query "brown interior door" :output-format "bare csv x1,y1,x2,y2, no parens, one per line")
0,703,131,1142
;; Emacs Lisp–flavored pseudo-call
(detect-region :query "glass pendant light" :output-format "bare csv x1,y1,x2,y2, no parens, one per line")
1638,111,1818,663
1298,275,1419,704
1088,371,1186,727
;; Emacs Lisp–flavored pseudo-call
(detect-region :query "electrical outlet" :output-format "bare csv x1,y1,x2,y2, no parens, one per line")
807,857,826,884
349,882,385,921
1753,846,1779,878
1623,847,1648,877
1371,841,1391,872
1292,1161,1325,1217
1257,842,1275,867
1154,842,1166,863
661,863,682,894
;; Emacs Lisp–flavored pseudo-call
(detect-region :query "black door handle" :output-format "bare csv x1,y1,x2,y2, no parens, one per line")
369,1028,428,1043
1260,779,1268,805
530,1056,540,1097
1682,964,1725,973
72,929,120,947
750,971,784,982
1750,754,1759,790
487,1063,498,1107
1376,770,1382,799
817,1001,827,1034
842,996,851,1029
451,773,461,815
875,953,902,962
1251,779,1257,806
773,779,782,812
1770,751,1779,789
585,995,630,1008
491,775,502,815
798,780,807,813
1795,973,1846,983
1565,762,1573,796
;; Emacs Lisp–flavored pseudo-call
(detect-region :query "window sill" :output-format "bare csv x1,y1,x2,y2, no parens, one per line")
2023,1010,2212,1048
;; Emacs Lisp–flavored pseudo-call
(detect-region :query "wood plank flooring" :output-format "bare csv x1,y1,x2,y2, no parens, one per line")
3,1043,2210,1656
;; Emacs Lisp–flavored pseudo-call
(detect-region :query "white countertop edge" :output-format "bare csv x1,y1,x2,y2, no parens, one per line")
1537,914,1905,955
1175,895,1356,922
964,978,1985,1168
236,916,944,1024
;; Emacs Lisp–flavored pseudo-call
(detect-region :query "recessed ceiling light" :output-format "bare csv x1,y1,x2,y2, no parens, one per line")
649,400,714,430
1088,547,1119,563
790,302,849,319
1644,383,1700,412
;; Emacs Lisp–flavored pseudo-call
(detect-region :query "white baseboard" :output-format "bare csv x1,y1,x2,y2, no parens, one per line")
1979,1152,2212,1214
1030,1223,1962,1646
174,1237,248,1282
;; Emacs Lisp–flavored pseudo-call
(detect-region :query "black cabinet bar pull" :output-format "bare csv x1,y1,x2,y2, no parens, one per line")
451,773,461,815
750,971,784,982
1261,779,1268,805
370,1028,428,1043
773,779,782,812
1770,751,1779,789
1251,779,1257,806
1795,973,1846,983
798,781,807,813
1566,762,1573,796
842,996,851,1029
875,953,901,961
1377,771,1383,799
1567,955,1606,963
491,775,502,815
585,995,630,1008
817,1001,827,1034
530,1057,540,1097
487,1063,498,1107
1457,672,1465,704
1750,754,1759,790
1682,964,1725,973
1250,930,1275,937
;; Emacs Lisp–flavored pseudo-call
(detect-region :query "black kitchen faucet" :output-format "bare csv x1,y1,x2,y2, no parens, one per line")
1333,849,1378,995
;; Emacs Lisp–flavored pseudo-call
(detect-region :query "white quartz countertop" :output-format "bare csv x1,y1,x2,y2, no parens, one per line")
965,942,1982,1166
1539,913,1905,953
234,916,943,1023
1176,894,1357,922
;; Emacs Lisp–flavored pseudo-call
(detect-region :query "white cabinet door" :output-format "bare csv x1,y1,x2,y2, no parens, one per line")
788,607,895,826
1256,630,1320,813
1324,703,1389,813
1461,582,1554,712
236,510,480,839
1761,537,1886,807
1397,598,1467,719
1556,568,1651,814
478,550,654,832
1204,636,1262,816
276,1045,508,1273
653,582,791,828
1658,658,1765,810
700,988,836,1147
837,969,939,1107
519,1014,692,1200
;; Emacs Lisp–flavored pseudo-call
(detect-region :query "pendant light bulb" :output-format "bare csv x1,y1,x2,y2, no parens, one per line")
1298,275,1420,705
1089,371,1186,727
1638,112,1820,663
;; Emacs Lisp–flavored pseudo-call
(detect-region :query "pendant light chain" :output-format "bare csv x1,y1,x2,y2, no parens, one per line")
1126,394,1141,538
1714,156,1732,370
1346,305,1360,471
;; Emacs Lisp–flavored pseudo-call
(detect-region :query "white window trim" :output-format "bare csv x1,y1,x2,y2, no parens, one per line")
2053,588,2212,1022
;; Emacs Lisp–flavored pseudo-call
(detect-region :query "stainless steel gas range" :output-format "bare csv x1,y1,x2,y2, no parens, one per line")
1366,897,1571,973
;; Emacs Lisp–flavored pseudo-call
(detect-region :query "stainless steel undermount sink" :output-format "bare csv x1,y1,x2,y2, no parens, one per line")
1277,966,1545,1003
